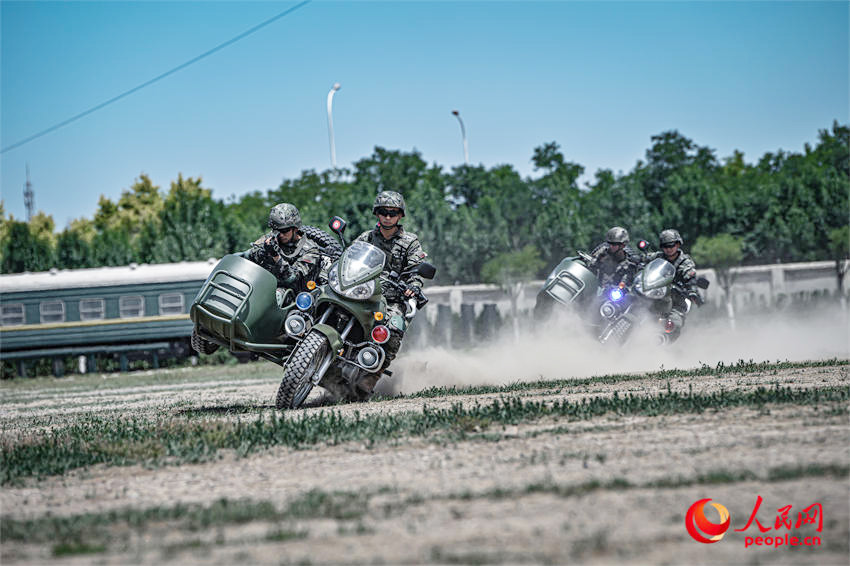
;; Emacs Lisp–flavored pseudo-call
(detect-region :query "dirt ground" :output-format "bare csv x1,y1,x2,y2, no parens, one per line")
1,359,848,565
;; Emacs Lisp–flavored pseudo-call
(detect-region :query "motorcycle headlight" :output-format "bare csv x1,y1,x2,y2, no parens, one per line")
637,284,668,300
328,267,376,300
295,292,313,310
285,314,308,337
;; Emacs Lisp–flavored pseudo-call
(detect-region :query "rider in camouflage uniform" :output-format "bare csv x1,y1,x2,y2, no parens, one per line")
643,229,699,337
587,226,641,287
354,191,427,393
246,203,321,295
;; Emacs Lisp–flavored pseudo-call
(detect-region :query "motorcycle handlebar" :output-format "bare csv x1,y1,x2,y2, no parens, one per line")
382,277,429,309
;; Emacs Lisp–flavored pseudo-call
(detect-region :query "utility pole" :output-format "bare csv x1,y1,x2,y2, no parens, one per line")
23,164,34,221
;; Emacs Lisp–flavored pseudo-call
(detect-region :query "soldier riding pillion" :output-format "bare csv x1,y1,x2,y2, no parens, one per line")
245,203,321,298
587,226,642,288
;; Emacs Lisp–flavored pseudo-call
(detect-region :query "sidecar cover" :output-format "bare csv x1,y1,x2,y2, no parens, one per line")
190,254,288,348
540,257,599,306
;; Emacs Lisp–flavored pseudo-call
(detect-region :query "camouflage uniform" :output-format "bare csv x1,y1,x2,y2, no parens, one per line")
355,225,426,352
245,203,321,294
645,229,698,332
355,191,428,387
587,227,641,287
587,243,641,287
246,232,321,293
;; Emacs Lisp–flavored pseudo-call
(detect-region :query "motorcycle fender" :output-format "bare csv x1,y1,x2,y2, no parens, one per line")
310,323,343,353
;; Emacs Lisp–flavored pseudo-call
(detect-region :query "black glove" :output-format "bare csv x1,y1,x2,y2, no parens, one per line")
264,238,278,256
275,260,296,284
688,292,704,306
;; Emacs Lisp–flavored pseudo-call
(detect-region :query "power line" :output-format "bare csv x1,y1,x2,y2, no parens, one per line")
1,0,311,154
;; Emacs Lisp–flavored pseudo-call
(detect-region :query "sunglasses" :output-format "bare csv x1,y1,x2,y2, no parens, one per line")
661,243,678,249
376,208,402,217
278,227,296,234
607,242,624,247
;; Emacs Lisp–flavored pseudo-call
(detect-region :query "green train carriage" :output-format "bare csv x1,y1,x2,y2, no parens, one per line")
0,260,218,376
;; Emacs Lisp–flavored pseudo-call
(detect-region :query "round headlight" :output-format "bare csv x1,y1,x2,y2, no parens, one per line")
285,314,307,337
295,292,313,310
644,286,668,299
342,280,375,299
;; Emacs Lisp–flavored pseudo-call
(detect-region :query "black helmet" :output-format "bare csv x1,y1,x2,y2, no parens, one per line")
372,191,406,216
268,203,302,231
605,226,629,244
659,229,683,246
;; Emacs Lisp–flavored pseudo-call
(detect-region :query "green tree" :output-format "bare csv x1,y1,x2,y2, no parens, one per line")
0,219,55,273
528,143,591,267
692,233,743,325
94,174,163,241
827,225,850,306
138,175,238,263
481,245,545,340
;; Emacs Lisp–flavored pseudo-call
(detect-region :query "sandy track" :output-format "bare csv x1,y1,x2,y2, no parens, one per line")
1,361,848,565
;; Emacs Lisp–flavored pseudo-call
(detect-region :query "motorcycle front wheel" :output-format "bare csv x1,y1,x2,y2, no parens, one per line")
275,331,331,410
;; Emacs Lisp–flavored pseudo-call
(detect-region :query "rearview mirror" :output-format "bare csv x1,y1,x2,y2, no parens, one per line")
414,262,437,280
696,276,709,289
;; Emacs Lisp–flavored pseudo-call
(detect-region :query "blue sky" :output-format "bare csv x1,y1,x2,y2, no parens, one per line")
1,1,848,229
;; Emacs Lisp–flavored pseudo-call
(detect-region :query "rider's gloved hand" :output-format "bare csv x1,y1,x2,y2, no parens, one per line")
264,238,278,256
276,260,292,278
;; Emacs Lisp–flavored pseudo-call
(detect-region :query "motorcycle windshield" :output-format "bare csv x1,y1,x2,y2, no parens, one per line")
641,258,676,290
338,240,386,288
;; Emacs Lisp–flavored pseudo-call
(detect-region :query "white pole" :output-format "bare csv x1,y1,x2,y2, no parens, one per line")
327,83,341,168
452,110,469,165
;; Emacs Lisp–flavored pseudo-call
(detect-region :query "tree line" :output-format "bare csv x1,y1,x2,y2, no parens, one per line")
1,122,848,286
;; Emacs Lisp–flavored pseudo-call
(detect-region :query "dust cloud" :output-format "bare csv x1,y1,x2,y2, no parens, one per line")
385,307,849,395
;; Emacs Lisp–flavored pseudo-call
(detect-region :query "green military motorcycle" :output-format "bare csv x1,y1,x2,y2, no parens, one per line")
274,217,435,409
534,248,708,346
190,218,435,410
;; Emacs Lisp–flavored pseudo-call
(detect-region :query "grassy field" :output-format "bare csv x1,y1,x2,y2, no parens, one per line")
1,358,848,564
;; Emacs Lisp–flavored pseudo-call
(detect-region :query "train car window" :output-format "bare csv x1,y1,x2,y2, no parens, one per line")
119,295,145,318
79,298,106,321
1,303,25,326
40,300,65,324
159,293,184,315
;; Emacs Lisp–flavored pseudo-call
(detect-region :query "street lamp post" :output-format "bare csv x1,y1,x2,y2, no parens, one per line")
327,83,341,168
451,110,469,165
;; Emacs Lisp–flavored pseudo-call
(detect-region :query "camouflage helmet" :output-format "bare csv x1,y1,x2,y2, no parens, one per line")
268,203,302,231
659,229,683,246
372,191,406,216
605,226,629,244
